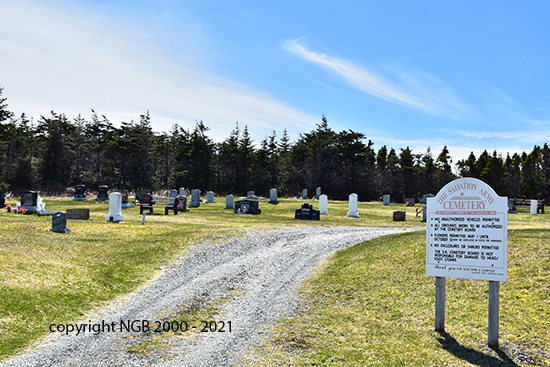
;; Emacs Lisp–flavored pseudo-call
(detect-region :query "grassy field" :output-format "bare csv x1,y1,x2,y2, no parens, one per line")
0,195,548,365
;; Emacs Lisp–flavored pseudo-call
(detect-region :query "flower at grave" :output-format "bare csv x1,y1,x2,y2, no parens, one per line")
5,205,12,212
135,199,140,205
405,201,409,206
20,208,28,214
12,208,18,213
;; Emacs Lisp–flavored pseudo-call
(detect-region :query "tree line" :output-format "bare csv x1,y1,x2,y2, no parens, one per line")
1,86,549,201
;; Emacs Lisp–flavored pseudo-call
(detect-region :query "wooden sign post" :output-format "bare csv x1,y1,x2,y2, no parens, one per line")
426,178,507,348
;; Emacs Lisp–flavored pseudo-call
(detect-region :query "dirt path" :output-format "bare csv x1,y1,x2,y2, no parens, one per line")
1,227,410,367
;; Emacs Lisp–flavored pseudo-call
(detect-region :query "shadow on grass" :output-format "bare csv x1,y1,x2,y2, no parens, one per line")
437,331,519,367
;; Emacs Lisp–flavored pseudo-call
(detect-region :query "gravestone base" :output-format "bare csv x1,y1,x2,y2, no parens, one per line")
36,209,54,216
72,197,88,201
105,214,124,223
21,205,39,213
347,211,360,218
121,203,134,209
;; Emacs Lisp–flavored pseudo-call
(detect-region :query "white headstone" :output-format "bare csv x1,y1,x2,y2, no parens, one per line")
179,187,185,196
106,192,124,222
206,191,216,203
319,194,328,215
426,177,507,281
531,200,537,215
347,193,360,217
225,195,235,209
302,189,308,199
383,194,390,206
269,188,279,204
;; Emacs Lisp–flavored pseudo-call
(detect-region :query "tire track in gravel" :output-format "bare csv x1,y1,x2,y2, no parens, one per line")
1,227,413,367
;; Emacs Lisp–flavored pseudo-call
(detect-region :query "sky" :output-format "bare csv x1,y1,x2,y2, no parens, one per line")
1,0,550,169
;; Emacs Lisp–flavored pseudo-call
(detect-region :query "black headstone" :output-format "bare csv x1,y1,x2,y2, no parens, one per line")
96,185,109,201
136,189,153,203
235,199,261,215
74,185,87,199
51,211,68,233
0,190,4,208
295,203,320,220
21,190,38,207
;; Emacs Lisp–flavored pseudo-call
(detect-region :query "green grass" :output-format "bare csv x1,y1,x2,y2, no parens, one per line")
243,230,550,366
0,195,548,364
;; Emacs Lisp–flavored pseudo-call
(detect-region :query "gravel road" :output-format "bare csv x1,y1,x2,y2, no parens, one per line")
2,226,410,367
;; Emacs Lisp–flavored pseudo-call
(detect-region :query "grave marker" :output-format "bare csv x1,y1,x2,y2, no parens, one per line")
105,192,125,222
347,193,360,217
179,187,186,196
315,187,321,199
206,191,216,203
178,196,188,211
21,190,38,213
383,194,390,206
0,190,5,208
393,211,406,221
426,177,507,348
302,189,308,199
96,185,109,201
73,185,88,201
235,198,261,215
295,203,320,220
530,200,537,215
225,195,235,209
67,208,90,220
170,189,178,198
189,189,201,208
268,188,279,205
319,194,328,215
50,212,69,233
121,190,134,208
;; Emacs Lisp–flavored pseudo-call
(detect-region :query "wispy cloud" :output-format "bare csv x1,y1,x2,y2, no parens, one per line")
284,38,466,119
0,1,315,141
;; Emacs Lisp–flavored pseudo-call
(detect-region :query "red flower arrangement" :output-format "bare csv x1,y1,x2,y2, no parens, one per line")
5,205,12,212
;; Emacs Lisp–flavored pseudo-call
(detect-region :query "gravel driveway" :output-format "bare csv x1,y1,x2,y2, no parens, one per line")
2,226,410,367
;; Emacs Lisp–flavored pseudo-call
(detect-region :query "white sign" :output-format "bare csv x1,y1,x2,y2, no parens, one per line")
426,178,507,281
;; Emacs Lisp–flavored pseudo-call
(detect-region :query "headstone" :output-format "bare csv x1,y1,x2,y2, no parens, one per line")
302,189,308,199
383,194,390,206
96,185,109,201
121,190,134,208
347,193,360,217
105,192,125,222
178,196,188,211
73,185,88,201
0,190,5,208
235,198,261,215
206,191,216,203
319,194,328,215
189,189,201,208
393,211,406,221
21,190,38,213
422,205,427,222
136,189,153,204
170,189,178,198
50,212,69,233
507,199,517,214
295,203,320,220
247,191,255,198
405,198,415,206
66,208,90,220
268,188,279,205
179,187,186,196
225,195,235,209
531,200,537,215
316,187,321,199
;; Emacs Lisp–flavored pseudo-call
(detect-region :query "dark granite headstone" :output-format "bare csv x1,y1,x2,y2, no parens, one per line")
405,198,415,206
66,208,90,220
73,185,87,201
96,185,109,201
51,211,68,233
0,190,4,208
393,211,406,221
136,189,153,203
21,190,37,206
295,203,320,220
121,190,134,208
235,199,261,215
178,196,188,211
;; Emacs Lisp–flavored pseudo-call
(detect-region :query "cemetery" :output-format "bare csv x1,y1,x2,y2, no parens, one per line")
0,190,548,366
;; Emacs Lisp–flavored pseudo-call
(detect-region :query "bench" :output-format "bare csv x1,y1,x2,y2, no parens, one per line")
140,193,179,215
509,197,544,214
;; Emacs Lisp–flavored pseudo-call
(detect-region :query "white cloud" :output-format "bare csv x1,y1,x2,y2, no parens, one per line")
284,38,467,119
0,1,315,141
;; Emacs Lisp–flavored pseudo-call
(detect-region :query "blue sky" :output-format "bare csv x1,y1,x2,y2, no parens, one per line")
1,0,549,167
